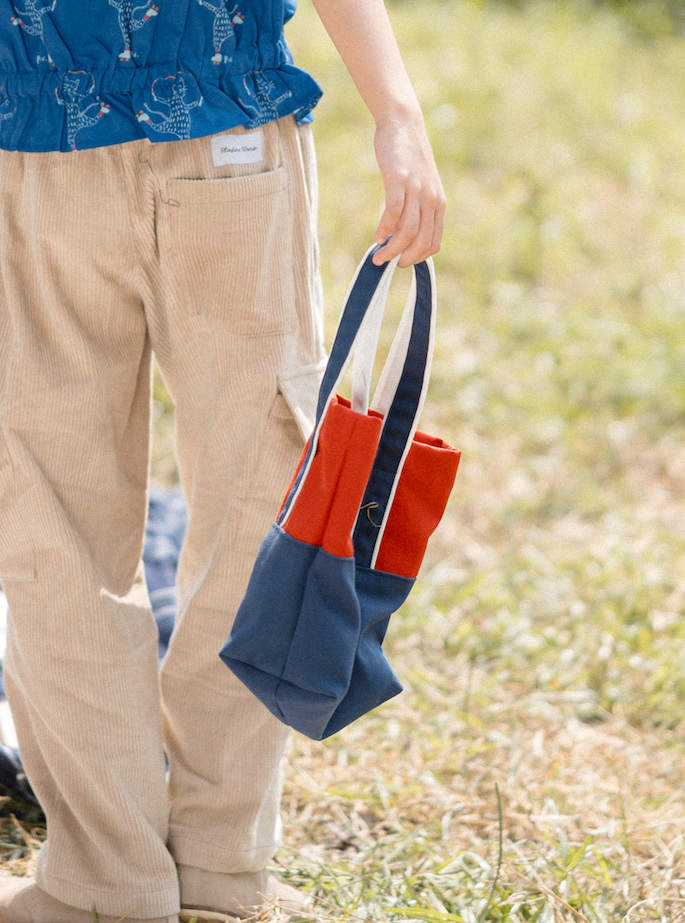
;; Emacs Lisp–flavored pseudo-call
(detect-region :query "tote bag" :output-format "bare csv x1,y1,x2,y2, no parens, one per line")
220,245,460,740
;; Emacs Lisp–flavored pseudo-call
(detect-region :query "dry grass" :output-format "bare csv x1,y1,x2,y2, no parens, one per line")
279,687,685,920
0,811,45,878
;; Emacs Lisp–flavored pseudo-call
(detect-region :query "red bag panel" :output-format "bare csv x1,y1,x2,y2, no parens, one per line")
374,431,461,578
284,397,383,558
279,443,309,519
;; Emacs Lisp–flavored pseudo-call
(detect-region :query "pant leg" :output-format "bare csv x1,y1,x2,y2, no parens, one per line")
147,117,325,880
0,145,179,917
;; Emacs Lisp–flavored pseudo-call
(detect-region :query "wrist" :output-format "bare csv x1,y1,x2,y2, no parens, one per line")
373,101,426,132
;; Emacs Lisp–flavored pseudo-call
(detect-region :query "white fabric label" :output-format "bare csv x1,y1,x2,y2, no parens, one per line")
211,132,263,167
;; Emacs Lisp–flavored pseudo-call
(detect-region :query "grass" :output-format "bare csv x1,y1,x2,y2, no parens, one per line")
10,1,685,920
279,2,685,919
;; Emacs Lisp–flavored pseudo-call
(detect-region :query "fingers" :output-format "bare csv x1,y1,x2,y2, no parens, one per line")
370,119,446,266
371,154,446,266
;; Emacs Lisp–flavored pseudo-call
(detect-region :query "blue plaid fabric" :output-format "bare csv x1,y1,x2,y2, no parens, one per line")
144,487,187,661
0,0,321,151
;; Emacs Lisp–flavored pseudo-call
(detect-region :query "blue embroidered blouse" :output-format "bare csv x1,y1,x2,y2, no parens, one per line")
0,0,322,152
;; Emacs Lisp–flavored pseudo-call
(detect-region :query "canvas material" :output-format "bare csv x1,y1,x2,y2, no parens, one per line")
285,396,460,578
0,115,324,916
374,430,461,577
220,251,460,740
281,397,383,557
224,528,411,741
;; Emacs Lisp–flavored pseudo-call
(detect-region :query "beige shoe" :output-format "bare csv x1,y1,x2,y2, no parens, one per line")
179,913,237,923
0,876,179,923
179,871,314,922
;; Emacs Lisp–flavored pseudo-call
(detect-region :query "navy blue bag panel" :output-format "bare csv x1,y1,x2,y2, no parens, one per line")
222,534,414,740
220,525,360,737
320,567,413,739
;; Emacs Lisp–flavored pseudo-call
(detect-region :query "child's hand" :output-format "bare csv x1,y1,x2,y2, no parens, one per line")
372,116,445,268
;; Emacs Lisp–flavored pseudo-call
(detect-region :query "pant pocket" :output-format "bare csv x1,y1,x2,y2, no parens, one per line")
160,164,298,337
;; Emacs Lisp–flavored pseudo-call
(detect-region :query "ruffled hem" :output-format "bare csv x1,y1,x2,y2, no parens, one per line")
0,62,322,152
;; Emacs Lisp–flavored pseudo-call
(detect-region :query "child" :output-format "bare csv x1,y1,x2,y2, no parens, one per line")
0,1,444,920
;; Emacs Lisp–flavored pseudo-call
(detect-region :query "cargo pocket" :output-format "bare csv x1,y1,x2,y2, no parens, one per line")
277,358,326,443
236,362,324,527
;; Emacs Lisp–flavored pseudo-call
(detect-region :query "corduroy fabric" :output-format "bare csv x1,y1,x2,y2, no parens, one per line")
0,115,324,918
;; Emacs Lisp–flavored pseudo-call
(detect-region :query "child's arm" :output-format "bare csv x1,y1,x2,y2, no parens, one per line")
310,0,445,267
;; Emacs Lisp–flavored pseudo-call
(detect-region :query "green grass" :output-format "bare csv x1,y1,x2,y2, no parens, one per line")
284,0,685,723
140,1,685,919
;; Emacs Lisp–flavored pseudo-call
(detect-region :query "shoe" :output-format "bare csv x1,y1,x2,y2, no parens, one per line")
179,872,314,921
0,876,179,923
179,913,237,923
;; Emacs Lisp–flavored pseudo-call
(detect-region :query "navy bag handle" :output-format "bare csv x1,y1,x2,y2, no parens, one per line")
279,244,436,541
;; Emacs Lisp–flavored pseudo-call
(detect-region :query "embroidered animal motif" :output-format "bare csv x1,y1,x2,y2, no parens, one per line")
137,74,203,139
0,88,15,123
11,0,56,62
197,0,244,64
109,0,159,62
55,72,110,150
10,0,56,39
240,72,291,125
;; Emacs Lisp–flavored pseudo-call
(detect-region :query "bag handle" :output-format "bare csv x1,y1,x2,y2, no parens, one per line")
349,257,397,414
353,259,436,569
278,245,435,533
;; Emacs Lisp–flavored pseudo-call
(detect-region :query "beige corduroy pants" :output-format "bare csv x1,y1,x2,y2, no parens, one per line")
0,115,325,918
